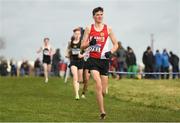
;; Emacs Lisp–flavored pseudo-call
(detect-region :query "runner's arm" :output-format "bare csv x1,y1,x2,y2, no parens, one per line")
37,47,42,54
81,26,90,49
65,42,71,58
108,27,118,53
49,46,54,56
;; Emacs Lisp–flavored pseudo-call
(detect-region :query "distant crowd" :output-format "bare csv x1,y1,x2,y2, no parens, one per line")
109,44,179,79
0,45,179,79
0,48,63,77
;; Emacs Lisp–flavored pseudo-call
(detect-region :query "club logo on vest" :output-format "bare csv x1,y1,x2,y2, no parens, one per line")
100,32,104,37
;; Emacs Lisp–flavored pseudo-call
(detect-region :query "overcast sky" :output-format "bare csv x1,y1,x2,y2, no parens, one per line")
0,0,179,63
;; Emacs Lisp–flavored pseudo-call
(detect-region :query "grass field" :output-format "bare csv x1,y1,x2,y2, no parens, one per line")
0,76,180,122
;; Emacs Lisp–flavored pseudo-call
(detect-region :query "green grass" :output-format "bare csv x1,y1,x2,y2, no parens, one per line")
0,76,180,122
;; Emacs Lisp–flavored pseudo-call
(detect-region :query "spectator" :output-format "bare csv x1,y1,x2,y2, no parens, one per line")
0,60,8,76
10,59,17,76
161,49,170,79
52,48,61,76
34,58,42,76
20,61,25,76
20,60,30,76
169,51,179,79
115,41,127,79
142,46,155,79
154,50,162,79
109,55,118,78
126,46,137,78
59,60,67,78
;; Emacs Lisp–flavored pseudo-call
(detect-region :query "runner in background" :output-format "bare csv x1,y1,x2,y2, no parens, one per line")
37,37,53,83
65,27,84,100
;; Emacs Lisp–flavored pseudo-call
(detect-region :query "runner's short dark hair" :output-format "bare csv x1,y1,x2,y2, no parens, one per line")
92,7,104,16
44,37,49,41
73,27,81,33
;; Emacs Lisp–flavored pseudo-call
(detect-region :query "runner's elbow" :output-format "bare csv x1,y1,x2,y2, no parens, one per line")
114,42,118,51
81,44,86,49
80,45,84,49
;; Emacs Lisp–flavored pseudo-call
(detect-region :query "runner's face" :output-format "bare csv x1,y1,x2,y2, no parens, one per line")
93,11,103,23
73,31,81,40
44,39,49,45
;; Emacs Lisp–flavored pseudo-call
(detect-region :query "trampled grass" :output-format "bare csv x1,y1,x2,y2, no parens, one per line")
0,76,180,122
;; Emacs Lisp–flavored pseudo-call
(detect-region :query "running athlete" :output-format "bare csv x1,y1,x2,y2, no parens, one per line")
81,7,118,119
66,27,84,100
37,37,53,83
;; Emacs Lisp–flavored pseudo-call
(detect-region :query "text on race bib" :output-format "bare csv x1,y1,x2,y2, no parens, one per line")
71,48,80,55
43,50,49,55
89,45,101,53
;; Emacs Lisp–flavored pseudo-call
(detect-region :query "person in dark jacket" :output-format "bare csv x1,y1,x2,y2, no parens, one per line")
10,59,17,76
34,58,42,76
20,60,30,76
154,50,162,79
52,48,61,76
115,42,127,79
161,49,170,79
142,46,155,79
126,46,137,78
0,60,8,76
169,51,179,79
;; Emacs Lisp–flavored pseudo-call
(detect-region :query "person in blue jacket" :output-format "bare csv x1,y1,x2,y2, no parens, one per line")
161,49,170,79
154,50,162,79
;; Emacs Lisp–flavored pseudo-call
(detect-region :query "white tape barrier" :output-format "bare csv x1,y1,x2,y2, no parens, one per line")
109,71,180,75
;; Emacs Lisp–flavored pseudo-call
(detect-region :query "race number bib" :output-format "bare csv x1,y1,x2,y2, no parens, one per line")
43,49,49,55
71,48,80,55
89,45,101,53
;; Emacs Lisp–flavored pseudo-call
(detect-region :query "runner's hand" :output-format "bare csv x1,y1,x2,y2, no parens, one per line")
105,51,113,59
89,37,97,46
78,53,84,58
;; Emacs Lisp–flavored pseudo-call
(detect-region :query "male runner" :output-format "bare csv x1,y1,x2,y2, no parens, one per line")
81,7,118,119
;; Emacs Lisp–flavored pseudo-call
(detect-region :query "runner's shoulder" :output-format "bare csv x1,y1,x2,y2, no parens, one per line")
106,25,112,35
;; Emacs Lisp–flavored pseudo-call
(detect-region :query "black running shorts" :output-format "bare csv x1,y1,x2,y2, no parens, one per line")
70,60,84,69
43,58,51,65
87,57,109,76
83,59,91,70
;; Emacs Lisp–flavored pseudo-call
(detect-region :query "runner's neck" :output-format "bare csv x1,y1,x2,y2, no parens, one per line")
44,44,49,48
73,39,80,44
94,23,104,32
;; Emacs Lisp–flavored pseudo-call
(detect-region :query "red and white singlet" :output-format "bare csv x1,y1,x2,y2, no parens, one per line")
89,24,109,59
